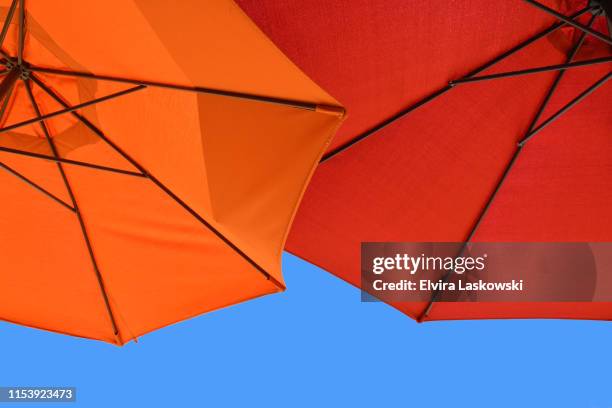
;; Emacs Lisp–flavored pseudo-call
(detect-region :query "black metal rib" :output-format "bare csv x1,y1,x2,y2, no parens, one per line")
450,57,612,86
0,68,19,101
320,5,594,163
17,0,23,65
0,146,147,177
0,9,17,61
419,15,597,321
523,0,612,45
0,50,12,63
24,79,121,342
601,0,612,34
417,147,524,321
321,87,449,163
0,84,146,134
519,71,612,145
0,161,75,211
519,16,597,134
0,0,17,50
0,74,15,122
27,65,319,111
30,73,284,289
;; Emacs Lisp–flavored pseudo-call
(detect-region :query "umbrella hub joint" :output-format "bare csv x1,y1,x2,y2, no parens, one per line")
3,58,31,80
590,0,611,19
18,68,30,81
17,63,30,80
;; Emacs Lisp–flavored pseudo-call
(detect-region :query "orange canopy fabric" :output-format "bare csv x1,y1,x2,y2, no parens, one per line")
0,0,344,344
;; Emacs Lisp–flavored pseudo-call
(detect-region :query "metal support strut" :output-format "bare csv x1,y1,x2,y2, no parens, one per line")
419,11,605,321
28,73,285,289
24,79,122,342
320,5,597,163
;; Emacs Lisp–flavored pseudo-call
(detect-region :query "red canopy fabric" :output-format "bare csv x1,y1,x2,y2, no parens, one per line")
237,0,612,321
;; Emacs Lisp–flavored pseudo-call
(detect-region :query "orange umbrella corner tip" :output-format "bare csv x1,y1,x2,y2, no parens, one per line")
316,104,346,117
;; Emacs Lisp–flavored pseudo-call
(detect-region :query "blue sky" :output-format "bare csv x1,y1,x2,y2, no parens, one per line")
1,253,611,407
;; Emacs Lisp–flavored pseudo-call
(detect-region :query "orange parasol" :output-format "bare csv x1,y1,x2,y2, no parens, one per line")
0,0,344,344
